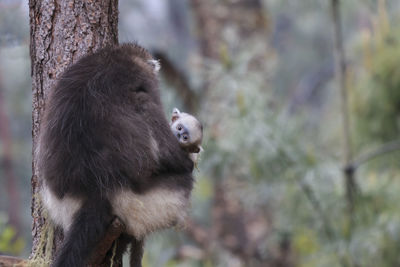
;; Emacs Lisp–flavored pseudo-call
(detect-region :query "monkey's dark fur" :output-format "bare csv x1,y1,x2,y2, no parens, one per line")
38,44,194,267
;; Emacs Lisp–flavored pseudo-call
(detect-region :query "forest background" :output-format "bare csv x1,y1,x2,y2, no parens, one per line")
1,0,400,266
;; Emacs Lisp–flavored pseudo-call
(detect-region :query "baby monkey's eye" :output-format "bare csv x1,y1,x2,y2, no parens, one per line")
182,135,188,141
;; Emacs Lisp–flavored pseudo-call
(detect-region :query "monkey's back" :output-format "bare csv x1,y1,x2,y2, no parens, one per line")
38,45,193,199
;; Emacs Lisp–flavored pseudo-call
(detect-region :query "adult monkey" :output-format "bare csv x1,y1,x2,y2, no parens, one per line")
37,44,195,267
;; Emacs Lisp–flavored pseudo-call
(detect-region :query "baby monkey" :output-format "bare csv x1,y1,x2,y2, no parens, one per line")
170,108,203,162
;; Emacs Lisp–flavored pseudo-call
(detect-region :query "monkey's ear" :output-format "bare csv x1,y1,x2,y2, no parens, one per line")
147,59,161,74
172,108,180,114
171,108,180,122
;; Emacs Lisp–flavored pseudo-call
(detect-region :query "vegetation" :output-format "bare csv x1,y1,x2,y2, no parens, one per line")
1,0,400,266
0,212,25,255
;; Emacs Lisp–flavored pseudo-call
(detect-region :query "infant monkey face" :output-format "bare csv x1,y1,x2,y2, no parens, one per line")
172,120,190,144
170,108,203,153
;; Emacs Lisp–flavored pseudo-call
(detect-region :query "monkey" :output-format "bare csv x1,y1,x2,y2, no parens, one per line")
37,43,195,267
170,108,203,163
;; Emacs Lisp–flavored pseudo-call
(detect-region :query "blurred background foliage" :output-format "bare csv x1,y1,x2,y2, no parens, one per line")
1,0,400,266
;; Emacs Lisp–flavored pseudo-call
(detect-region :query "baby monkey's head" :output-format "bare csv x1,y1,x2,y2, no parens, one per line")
170,108,203,154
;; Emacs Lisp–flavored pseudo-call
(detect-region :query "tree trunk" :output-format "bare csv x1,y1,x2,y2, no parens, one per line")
29,0,118,263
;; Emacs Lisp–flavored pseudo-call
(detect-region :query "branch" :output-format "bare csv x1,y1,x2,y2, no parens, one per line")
331,0,353,164
153,51,198,113
345,139,400,172
331,0,358,228
88,217,125,266
0,217,125,267
297,180,335,240
0,256,27,266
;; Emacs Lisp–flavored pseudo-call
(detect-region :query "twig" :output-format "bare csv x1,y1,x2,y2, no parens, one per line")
298,180,335,240
345,139,400,172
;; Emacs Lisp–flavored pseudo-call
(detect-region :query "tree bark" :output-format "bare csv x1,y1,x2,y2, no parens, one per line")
29,0,118,263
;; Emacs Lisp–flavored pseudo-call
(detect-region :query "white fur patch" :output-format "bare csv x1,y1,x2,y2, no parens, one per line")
40,183,82,231
189,153,198,163
147,59,161,73
111,188,189,239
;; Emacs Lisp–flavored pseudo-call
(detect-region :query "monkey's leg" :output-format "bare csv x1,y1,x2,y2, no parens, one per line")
52,198,113,267
130,238,144,267
103,233,132,267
